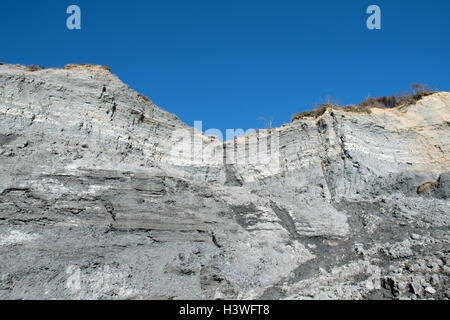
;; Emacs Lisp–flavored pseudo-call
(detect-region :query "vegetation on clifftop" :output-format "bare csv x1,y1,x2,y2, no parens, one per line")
291,84,436,122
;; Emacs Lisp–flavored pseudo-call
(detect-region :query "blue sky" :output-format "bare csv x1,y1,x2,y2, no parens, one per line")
1,0,449,135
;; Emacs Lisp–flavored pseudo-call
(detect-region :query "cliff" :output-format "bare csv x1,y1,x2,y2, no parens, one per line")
0,64,448,299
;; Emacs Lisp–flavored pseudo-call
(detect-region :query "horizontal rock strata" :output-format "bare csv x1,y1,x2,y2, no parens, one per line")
0,64,448,299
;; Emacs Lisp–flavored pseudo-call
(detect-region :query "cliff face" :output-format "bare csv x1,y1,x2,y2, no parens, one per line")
0,64,449,300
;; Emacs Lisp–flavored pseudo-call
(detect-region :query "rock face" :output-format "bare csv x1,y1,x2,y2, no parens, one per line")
0,63,449,300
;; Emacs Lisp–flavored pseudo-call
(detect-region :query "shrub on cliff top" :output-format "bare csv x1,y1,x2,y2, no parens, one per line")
25,65,45,72
291,104,331,121
358,84,436,109
291,84,436,122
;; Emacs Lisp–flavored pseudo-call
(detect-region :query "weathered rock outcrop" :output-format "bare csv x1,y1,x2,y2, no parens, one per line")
0,64,448,299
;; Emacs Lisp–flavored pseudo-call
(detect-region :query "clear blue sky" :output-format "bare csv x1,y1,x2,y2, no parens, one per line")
1,0,449,134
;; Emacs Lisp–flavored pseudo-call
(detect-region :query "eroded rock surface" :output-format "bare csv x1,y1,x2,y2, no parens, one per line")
0,64,448,299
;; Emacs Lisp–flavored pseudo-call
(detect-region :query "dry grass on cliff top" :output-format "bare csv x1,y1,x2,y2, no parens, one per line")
64,63,111,73
1,63,113,73
1,64,46,72
291,84,437,122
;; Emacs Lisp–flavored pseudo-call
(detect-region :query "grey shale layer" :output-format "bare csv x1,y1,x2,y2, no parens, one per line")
0,63,449,300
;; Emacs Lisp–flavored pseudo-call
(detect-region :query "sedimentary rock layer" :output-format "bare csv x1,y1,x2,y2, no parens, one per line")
0,64,448,299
